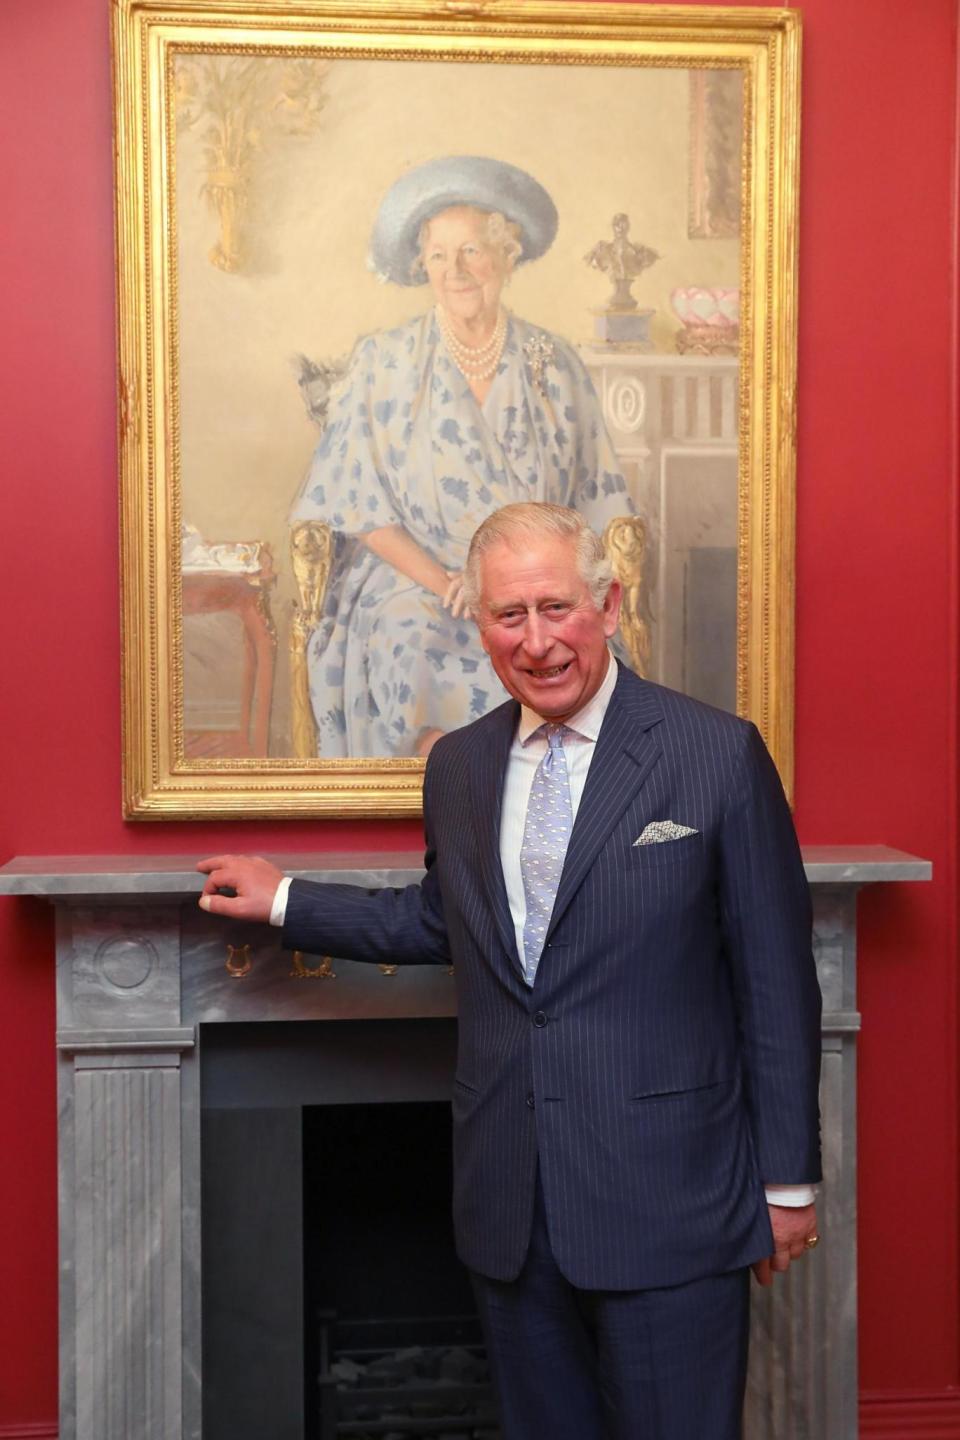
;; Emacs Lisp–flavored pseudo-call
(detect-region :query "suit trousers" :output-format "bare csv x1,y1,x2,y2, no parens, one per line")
471,1172,750,1440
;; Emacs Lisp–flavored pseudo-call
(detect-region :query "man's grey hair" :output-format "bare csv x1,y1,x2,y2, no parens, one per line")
410,209,524,283
462,503,614,613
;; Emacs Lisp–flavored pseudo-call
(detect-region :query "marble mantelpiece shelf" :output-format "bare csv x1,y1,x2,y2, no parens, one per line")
800,845,931,883
0,844,934,897
0,851,426,896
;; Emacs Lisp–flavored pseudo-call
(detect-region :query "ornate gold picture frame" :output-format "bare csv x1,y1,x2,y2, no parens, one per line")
114,0,801,819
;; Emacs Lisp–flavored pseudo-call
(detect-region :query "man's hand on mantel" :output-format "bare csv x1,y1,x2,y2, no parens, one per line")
752,1204,819,1287
196,854,283,923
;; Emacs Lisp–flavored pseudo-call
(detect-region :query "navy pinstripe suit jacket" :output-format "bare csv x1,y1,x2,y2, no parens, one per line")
283,664,822,1290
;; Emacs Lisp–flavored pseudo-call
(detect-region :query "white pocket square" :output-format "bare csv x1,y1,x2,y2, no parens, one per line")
633,821,699,846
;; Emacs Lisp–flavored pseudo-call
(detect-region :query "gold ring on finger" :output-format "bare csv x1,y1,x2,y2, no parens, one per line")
804,1233,820,1250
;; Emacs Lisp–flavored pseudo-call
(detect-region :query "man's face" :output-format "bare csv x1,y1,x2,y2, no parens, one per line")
477,534,621,722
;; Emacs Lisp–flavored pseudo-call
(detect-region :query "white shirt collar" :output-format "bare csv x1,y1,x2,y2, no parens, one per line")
517,650,618,746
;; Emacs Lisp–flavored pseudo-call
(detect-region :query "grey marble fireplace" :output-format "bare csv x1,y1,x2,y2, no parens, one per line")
0,847,931,1440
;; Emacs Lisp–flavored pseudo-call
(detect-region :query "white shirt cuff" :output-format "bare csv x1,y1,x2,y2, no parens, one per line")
764,1184,817,1207
268,876,292,927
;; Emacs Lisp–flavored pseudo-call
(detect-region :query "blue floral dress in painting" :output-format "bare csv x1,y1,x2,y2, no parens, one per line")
290,310,634,757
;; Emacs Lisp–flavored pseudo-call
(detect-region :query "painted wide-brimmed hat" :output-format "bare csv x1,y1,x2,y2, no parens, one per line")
368,154,559,286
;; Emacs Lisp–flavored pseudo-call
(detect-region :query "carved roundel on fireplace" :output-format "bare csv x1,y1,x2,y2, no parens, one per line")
96,935,157,990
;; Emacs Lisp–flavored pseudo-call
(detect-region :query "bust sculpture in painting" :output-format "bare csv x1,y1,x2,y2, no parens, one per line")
290,154,642,758
584,212,660,312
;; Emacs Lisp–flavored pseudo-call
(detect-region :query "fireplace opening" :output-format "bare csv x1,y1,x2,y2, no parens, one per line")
200,1018,499,1440
304,1102,499,1439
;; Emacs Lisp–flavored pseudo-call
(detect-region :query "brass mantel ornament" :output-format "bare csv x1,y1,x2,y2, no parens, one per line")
225,943,252,978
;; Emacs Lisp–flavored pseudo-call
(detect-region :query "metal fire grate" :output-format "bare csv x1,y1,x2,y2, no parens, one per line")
316,1311,501,1439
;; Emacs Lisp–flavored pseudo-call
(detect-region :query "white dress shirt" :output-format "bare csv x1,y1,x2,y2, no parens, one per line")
270,650,814,1208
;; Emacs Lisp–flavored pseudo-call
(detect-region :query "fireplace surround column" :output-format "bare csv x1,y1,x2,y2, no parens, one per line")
0,847,931,1440
52,900,195,1439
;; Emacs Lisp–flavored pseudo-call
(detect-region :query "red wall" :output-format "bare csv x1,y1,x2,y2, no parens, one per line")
1,0,957,1431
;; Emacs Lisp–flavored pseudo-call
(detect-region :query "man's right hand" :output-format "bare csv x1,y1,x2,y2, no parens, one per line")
196,854,284,923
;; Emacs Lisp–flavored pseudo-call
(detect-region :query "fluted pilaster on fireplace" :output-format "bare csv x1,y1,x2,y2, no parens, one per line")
52,899,193,1440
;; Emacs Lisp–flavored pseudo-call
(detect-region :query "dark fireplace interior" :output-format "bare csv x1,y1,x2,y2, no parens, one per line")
200,1018,499,1440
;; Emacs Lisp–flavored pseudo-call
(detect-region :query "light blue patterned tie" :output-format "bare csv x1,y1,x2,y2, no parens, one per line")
520,724,573,986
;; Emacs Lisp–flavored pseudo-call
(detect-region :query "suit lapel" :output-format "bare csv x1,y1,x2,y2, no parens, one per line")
545,667,664,945
469,700,522,968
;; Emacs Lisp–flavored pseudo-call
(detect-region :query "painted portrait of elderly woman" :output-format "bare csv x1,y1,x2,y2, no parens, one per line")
155,30,772,819
289,156,639,759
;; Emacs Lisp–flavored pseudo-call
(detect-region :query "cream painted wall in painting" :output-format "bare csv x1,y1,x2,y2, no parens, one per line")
175,55,740,749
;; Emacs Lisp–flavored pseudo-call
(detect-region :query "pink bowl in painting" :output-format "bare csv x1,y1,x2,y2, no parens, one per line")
670,287,740,328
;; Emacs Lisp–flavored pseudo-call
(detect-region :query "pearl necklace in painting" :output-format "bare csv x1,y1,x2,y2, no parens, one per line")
436,305,508,381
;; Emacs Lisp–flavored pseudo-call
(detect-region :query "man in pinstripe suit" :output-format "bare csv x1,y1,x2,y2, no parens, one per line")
199,502,821,1440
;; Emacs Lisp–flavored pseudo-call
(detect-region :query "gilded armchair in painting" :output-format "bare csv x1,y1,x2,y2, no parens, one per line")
289,514,648,759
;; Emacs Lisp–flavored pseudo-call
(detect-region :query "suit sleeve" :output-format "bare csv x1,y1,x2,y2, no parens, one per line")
280,758,451,966
719,722,822,1185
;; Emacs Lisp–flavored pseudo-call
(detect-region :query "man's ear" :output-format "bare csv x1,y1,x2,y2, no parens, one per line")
602,579,623,637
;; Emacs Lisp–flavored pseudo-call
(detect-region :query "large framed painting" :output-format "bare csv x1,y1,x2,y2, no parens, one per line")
114,0,801,818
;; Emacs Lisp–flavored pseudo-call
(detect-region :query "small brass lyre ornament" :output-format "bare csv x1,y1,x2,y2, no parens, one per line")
225,943,252,978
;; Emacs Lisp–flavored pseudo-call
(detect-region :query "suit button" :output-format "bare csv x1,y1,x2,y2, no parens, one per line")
533,1011,548,1028
526,1093,536,1109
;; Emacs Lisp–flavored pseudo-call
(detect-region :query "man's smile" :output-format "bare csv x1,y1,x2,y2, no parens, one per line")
525,661,573,679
